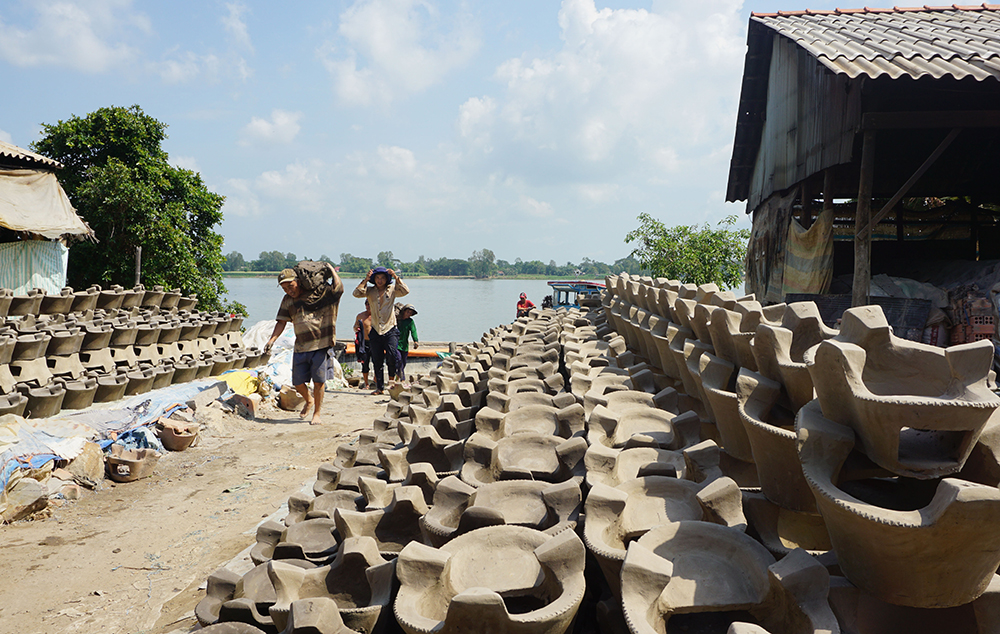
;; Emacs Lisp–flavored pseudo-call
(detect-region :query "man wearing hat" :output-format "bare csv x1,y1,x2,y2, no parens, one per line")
352,266,409,395
264,264,344,424
395,303,419,383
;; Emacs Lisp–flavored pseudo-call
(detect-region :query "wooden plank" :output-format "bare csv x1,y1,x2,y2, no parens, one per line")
865,128,961,230
853,129,876,308
862,110,1000,130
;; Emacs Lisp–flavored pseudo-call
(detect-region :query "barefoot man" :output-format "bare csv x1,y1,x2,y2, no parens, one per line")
264,264,344,424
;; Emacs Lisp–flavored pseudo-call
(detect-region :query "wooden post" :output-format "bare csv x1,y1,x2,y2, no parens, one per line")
823,169,833,213
853,129,876,308
134,246,142,286
800,181,813,229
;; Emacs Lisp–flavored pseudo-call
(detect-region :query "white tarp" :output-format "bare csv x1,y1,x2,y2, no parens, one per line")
0,169,90,238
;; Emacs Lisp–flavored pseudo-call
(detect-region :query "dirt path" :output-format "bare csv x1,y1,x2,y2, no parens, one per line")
0,387,388,634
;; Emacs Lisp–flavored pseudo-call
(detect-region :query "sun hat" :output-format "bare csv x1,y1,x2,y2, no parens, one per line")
402,303,418,316
278,268,297,285
369,266,390,284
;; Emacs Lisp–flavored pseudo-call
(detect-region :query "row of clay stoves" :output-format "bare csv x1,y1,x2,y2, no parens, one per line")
0,283,198,318
0,307,267,419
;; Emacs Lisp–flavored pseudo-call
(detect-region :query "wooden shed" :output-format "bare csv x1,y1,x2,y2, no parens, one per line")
727,5,1000,308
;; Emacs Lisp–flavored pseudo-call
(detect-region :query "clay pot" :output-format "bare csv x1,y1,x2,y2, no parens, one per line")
178,321,202,341
109,321,138,347
0,288,13,318
140,285,165,308
12,332,51,361
39,287,75,315
94,372,128,403
70,285,101,313
160,424,198,451
210,353,236,376
157,321,181,344
17,382,66,419
45,328,85,356
106,445,160,482
172,358,199,384
125,367,155,396
134,324,159,346
57,376,99,410
151,362,175,390
160,288,182,310
0,391,27,417
80,323,113,350
176,294,197,311
96,285,126,311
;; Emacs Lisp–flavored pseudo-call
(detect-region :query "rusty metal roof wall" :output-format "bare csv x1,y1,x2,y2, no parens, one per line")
751,5,1000,81
0,140,63,169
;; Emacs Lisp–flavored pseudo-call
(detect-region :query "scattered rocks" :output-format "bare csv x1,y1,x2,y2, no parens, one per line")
2,478,47,522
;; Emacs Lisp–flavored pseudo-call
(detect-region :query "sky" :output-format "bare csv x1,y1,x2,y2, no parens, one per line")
0,0,846,267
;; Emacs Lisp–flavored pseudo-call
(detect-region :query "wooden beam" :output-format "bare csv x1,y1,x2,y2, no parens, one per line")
853,129,876,308
862,110,1000,130
823,169,833,215
801,181,813,229
864,128,961,231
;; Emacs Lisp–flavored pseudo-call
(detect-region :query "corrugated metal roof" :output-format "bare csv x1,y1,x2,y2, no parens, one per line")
751,5,1000,81
0,140,63,170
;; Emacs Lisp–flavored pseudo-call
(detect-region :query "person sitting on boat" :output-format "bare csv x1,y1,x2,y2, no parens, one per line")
516,292,535,318
352,266,409,395
353,299,372,390
395,303,419,384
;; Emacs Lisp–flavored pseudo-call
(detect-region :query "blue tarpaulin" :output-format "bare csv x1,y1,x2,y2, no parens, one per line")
0,378,226,493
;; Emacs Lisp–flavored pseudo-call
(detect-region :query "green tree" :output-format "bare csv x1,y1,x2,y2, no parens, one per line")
426,258,469,276
251,250,288,271
339,253,374,274
625,213,750,288
468,249,496,279
376,251,399,268
32,105,234,311
223,251,245,272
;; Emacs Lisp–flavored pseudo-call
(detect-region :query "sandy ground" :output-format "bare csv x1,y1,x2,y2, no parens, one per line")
0,386,388,634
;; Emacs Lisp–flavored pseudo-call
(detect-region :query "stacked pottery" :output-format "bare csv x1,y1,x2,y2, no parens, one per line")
0,284,258,417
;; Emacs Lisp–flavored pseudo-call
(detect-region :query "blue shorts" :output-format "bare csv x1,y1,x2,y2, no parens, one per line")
292,348,329,386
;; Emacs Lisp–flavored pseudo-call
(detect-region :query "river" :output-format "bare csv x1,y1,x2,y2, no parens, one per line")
222,276,600,344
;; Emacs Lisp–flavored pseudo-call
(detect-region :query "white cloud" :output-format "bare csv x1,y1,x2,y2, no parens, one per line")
239,110,303,146
173,155,200,172
222,2,253,52
375,145,417,178
154,51,222,83
577,183,619,204
458,96,495,151
459,0,745,195
320,0,481,106
221,178,261,218
0,129,12,144
519,195,554,218
0,0,146,72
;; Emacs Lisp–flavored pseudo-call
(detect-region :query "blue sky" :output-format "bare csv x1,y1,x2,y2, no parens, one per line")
0,0,844,267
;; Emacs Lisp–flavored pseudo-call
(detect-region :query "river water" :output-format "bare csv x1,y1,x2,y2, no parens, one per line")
223,276,598,344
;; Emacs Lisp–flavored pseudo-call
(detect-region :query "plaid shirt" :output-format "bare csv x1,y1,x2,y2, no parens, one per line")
276,268,344,353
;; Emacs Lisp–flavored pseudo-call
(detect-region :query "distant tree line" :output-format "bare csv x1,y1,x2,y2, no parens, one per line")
223,249,644,279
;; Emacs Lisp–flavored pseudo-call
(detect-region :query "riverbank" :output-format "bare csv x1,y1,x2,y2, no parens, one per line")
222,271,596,280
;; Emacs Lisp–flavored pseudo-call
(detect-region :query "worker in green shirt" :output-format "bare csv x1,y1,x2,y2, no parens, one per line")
396,303,419,383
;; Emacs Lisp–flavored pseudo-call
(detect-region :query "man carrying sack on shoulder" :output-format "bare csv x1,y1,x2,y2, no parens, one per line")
264,262,344,424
